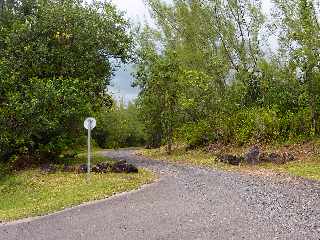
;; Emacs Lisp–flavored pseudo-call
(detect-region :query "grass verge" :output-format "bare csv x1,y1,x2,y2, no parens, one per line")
138,144,320,181
0,153,155,222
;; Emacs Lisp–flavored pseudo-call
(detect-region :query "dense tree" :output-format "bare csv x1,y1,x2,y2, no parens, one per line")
273,0,320,135
0,0,132,164
134,0,320,149
1,0,319,162
94,101,146,149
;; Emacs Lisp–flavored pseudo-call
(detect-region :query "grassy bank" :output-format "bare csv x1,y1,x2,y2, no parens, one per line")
138,142,320,181
0,152,155,222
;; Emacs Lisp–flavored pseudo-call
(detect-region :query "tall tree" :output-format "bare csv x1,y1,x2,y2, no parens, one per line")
274,0,320,134
0,0,132,162
134,27,183,153
146,0,265,103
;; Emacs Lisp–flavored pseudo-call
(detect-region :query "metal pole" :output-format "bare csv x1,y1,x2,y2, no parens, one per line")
87,120,91,175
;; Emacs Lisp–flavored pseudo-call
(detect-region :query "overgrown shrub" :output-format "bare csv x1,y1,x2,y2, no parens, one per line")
0,0,132,165
93,102,147,149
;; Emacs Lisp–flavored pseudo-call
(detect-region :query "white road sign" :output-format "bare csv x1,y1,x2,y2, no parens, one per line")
84,117,96,130
84,117,96,175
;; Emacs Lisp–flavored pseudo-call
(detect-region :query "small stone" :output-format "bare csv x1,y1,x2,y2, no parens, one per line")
244,146,261,165
91,166,100,173
217,155,242,165
111,161,128,173
268,153,285,164
259,152,270,163
40,164,57,174
96,162,111,173
111,161,139,173
282,152,295,162
126,164,139,173
77,164,88,173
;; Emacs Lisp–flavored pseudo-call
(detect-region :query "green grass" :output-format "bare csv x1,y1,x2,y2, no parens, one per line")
139,147,217,168
0,153,155,222
138,147,320,181
71,151,116,165
260,158,320,181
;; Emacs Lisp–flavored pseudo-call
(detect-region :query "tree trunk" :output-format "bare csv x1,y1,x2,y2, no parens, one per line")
166,125,173,155
307,70,319,136
311,98,319,136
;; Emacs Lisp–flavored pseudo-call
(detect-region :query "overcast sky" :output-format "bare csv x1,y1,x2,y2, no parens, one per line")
108,0,150,104
109,0,274,103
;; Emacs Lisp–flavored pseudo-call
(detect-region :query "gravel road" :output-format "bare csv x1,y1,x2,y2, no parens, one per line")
1,149,320,240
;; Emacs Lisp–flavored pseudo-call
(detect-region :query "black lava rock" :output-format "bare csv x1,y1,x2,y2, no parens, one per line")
91,162,111,173
258,152,295,164
268,153,284,164
259,152,270,163
78,164,88,173
244,146,261,165
97,162,111,173
125,164,139,173
282,152,295,162
91,166,100,173
40,164,57,174
111,160,139,173
218,154,243,165
111,161,128,173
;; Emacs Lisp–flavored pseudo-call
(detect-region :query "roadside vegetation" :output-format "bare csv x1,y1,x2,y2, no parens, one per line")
138,141,320,181
134,0,320,152
0,152,155,222
0,0,155,222
1,0,319,173
132,0,320,181
0,0,132,168
93,101,147,149
0,0,319,221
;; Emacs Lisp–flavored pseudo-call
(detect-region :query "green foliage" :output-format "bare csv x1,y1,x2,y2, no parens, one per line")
134,42,184,152
176,120,215,148
93,101,146,149
0,0,132,164
0,166,154,221
274,0,320,134
134,0,320,149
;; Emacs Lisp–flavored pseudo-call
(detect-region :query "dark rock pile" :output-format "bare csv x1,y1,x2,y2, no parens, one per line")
259,151,295,164
217,154,243,165
77,164,88,173
92,162,111,173
244,145,261,165
217,146,295,166
111,160,138,173
77,160,138,174
40,160,139,174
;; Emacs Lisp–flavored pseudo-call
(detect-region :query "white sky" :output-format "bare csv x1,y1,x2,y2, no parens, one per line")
108,0,150,104
110,0,151,23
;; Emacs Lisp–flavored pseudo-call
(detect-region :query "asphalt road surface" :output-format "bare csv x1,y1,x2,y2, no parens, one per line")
1,149,320,240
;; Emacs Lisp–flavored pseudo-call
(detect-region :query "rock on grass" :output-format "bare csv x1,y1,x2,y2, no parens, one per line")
111,160,139,173
40,164,57,174
76,161,139,174
217,154,243,165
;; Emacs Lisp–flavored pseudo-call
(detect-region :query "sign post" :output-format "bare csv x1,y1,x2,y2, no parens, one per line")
84,117,96,175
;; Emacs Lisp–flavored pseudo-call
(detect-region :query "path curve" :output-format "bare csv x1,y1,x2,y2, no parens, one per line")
1,149,320,240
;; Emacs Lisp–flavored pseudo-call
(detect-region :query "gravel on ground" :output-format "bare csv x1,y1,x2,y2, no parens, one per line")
1,149,319,240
